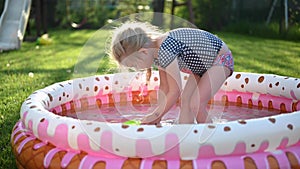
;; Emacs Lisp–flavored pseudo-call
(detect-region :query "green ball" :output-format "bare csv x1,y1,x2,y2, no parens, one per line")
123,120,141,125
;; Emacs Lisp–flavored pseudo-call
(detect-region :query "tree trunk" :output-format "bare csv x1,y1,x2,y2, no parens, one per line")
152,0,165,26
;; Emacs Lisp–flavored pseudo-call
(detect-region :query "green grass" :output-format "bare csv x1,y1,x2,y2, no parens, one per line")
0,29,299,168
223,22,300,42
216,32,300,77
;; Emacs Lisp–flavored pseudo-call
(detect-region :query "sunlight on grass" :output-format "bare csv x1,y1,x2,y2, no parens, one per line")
72,29,119,78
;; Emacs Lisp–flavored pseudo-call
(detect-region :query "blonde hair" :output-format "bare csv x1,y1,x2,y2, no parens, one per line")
110,22,162,63
110,22,162,84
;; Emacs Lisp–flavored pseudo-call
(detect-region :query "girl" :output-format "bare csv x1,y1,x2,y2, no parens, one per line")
110,22,233,124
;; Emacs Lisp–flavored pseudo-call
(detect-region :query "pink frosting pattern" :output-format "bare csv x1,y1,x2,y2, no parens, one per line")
12,120,300,168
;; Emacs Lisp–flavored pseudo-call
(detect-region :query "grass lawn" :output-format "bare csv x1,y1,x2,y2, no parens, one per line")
0,29,299,168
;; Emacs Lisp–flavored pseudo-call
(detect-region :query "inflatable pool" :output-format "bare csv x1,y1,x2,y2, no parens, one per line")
11,71,300,169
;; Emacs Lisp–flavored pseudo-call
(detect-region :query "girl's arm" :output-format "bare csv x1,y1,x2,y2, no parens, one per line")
158,67,169,100
142,59,182,124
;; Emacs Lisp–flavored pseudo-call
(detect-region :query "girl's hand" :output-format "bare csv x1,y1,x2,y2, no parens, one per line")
141,112,162,125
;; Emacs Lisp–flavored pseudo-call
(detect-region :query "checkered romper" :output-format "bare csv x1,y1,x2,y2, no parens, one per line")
154,28,224,77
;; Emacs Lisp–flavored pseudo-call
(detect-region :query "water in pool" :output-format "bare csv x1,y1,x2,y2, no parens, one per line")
65,103,282,124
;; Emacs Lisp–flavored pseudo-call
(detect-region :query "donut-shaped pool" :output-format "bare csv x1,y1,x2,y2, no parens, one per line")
11,71,300,169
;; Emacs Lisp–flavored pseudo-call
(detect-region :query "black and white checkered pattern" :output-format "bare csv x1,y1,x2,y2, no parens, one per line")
154,28,223,76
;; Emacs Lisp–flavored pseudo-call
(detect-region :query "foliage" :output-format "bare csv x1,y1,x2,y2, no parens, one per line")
191,0,231,30
54,0,153,28
55,0,118,28
116,0,152,17
172,0,300,40
289,0,300,26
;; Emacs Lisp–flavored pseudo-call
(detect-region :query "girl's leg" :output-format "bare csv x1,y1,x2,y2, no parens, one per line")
193,66,231,123
179,74,200,124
